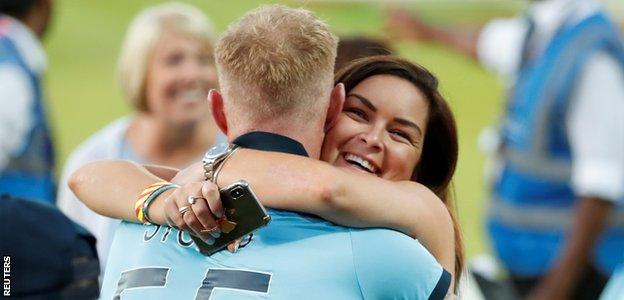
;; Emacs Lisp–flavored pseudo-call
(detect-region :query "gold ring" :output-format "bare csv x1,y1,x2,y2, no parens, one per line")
200,226,220,234
178,205,191,216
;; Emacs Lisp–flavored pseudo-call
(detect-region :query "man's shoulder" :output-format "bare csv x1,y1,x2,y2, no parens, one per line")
349,228,449,299
349,228,439,268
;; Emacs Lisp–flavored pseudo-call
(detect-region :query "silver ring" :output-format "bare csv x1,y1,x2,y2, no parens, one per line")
178,205,191,217
187,196,204,205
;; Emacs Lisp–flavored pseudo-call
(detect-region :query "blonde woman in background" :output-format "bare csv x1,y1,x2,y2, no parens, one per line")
57,2,222,270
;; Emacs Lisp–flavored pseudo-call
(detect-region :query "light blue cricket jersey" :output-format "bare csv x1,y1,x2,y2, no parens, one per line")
101,132,451,300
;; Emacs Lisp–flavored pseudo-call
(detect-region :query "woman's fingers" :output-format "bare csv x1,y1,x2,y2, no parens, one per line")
164,189,186,231
182,207,214,244
202,182,224,219
227,238,242,253
190,196,220,238
175,183,209,237
162,181,225,244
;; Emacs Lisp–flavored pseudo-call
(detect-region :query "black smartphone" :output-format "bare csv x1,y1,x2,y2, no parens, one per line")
191,180,271,255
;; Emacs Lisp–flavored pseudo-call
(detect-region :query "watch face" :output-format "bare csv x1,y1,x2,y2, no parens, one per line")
205,143,230,160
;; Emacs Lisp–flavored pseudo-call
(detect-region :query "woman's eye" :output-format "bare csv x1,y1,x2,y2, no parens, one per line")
390,130,413,143
165,53,184,66
345,108,368,121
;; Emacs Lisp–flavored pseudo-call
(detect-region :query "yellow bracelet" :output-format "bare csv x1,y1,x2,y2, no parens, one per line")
134,181,169,224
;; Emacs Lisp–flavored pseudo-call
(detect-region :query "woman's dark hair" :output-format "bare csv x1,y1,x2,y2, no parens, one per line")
335,55,463,288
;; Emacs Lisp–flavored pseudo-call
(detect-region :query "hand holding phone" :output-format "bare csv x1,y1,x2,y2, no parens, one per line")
191,180,270,255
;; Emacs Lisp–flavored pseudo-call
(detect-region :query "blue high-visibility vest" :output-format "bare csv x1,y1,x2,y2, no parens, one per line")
488,13,624,277
0,32,55,204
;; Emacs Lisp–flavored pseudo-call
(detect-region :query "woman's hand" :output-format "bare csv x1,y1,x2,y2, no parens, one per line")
163,181,225,245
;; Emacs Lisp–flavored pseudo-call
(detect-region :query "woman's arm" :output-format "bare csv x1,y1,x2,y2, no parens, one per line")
213,149,455,274
69,153,455,275
69,160,175,222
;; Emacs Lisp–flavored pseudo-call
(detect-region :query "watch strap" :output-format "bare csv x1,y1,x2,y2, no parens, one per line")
213,146,240,185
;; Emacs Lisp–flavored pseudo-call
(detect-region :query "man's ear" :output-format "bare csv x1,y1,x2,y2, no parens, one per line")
324,83,345,132
208,89,228,135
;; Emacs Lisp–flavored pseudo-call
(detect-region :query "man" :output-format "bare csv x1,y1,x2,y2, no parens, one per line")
387,0,624,298
77,5,450,299
0,0,55,203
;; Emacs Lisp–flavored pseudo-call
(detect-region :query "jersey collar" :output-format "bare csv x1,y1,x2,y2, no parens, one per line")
232,131,309,157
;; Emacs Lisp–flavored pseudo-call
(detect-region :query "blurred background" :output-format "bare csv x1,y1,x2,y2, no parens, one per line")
44,0,624,259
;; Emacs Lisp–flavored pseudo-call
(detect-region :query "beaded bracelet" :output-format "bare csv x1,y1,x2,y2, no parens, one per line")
135,181,178,224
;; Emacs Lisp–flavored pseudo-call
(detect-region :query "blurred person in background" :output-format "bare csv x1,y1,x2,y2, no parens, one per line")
0,0,55,203
334,36,392,70
56,2,222,271
387,0,624,299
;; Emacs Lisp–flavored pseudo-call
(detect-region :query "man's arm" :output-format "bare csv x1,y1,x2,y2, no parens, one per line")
529,198,613,299
385,8,480,60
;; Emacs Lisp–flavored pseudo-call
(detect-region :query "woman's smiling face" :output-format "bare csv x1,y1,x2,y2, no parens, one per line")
321,74,430,181
144,29,217,125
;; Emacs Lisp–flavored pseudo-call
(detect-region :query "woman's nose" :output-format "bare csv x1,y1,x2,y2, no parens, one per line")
360,127,384,151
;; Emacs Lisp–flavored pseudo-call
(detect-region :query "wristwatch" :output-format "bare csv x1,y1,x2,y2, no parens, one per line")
202,143,239,183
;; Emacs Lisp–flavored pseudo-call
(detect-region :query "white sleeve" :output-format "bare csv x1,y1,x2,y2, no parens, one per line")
567,52,624,203
0,65,34,170
477,17,528,82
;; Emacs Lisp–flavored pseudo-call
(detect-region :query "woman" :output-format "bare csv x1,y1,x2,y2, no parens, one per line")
57,2,221,268
72,56,463,292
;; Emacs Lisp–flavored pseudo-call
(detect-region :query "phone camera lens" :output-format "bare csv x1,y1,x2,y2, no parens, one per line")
230,187,244,199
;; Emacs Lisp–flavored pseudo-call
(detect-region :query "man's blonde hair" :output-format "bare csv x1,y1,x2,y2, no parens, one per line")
118,2,216,111
215,5,338,123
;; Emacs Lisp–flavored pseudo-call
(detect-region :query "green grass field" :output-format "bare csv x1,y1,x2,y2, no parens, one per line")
44,0,619,258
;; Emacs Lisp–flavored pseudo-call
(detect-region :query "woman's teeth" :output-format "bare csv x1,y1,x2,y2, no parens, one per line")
344,153,377,173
